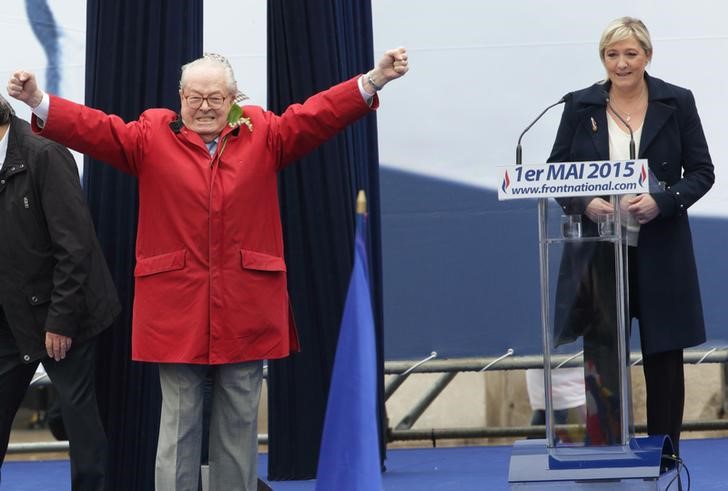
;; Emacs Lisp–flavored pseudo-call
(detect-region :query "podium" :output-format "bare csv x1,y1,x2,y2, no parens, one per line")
499,160,678,489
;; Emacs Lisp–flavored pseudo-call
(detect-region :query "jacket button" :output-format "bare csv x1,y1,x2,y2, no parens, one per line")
31,296,38,303
0,180,4,184
23,355,30,361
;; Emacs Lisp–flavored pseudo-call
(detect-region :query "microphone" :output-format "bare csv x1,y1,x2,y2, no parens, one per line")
516,93,570,165
602,89,636,159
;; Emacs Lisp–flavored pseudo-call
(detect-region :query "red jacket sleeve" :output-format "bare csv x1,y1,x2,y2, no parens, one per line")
32,95,158,176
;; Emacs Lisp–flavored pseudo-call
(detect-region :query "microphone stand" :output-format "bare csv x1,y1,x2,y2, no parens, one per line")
603,93,635,448
516,95,569,165
604,94,636,160
516,93,569,449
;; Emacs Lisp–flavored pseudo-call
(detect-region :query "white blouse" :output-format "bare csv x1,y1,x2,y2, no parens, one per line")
607,113,642,247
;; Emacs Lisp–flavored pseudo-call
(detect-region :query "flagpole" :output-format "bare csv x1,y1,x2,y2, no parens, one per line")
316,188,382,490
357,189,367,214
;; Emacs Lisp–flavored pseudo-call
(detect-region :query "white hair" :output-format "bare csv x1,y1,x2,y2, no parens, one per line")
179,53,238,96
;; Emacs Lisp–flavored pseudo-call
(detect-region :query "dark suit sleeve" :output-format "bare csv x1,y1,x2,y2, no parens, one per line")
36,144,97,337
548,96,592,215
652,90,714,218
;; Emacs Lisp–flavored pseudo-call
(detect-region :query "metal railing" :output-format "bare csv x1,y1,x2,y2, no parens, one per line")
8,349,727,454
384,348,728,440
384,348,728,374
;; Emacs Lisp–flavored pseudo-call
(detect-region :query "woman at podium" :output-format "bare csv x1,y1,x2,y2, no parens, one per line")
548,16,714,455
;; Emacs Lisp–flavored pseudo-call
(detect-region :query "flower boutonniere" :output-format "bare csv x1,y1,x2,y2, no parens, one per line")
227,103,253,132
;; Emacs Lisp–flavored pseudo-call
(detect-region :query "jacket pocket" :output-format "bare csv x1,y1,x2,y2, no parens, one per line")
27,289,51,307
134,249,187,277
25,284,52,336
240,249,286,272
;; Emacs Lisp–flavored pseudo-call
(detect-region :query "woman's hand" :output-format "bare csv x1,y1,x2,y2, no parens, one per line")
626,194,660,224
584,197,613,222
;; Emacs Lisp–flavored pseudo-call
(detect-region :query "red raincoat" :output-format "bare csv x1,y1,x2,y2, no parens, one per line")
33,76,377,364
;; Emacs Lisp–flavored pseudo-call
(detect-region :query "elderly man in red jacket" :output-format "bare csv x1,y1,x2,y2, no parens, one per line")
8,48,408,490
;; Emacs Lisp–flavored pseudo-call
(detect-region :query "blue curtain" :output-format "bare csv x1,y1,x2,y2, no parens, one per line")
83,1,202,489
266,0,386,480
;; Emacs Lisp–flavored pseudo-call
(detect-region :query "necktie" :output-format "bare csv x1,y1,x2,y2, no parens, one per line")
206,139,218,156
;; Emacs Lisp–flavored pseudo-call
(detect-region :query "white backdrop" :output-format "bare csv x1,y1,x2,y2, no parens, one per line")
0,1,85,118
203,0,267,108
0,0,86,172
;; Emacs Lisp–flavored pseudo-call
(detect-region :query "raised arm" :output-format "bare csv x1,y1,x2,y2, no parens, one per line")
268,47,410,168
8,70,146,175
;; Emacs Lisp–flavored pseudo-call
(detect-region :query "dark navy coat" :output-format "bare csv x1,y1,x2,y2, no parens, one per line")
549,73,714,354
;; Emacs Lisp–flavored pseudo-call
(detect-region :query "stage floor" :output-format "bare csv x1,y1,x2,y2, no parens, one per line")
3,437,727,490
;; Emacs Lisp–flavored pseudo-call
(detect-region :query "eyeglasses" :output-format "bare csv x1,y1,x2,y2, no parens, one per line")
184,94,227,110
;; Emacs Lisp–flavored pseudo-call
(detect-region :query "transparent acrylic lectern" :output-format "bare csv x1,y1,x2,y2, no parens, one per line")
508,194,677,489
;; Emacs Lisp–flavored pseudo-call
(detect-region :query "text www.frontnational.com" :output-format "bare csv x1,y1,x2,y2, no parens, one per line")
509,181,638,195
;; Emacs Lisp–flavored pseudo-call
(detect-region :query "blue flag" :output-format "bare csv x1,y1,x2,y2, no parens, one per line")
316,213,382,491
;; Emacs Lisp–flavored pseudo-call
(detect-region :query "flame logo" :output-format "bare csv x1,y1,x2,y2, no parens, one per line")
638,164,647,187
502,170,511,193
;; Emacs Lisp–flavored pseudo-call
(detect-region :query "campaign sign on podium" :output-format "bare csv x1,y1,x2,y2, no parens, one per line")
500,160,678,489
498,159,650,201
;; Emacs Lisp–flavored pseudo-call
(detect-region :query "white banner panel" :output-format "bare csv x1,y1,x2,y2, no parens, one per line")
498,160,650,200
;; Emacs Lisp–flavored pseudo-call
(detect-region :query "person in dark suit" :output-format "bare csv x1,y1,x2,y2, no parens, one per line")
549,17,714,454
0,95,120,490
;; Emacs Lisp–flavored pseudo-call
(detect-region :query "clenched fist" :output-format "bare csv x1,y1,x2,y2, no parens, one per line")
7,70,44,108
